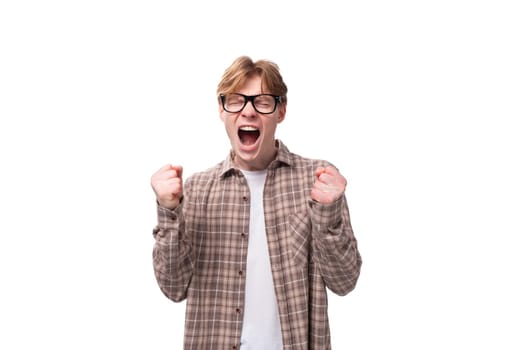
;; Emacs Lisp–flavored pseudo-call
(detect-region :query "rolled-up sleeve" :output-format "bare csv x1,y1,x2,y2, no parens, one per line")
152,202,193,302
309,195,362,296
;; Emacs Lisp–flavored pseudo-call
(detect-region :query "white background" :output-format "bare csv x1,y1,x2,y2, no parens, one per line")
1,1,524,349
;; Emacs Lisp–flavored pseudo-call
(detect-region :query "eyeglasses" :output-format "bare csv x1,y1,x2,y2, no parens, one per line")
219,93,282,114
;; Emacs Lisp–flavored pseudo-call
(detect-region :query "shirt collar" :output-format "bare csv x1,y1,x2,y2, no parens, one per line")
219,139,293,178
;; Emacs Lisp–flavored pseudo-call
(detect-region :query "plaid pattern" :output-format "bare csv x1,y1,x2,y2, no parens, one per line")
153,141,362,350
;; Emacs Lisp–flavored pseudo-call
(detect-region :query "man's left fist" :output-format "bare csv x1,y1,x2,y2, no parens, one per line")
311,166,347,204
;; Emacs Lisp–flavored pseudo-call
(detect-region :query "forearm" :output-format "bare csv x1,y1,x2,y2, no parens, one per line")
152,204,193,302
309,196,362,296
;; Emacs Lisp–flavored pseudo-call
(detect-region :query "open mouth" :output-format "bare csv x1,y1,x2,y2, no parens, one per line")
238,126,260,146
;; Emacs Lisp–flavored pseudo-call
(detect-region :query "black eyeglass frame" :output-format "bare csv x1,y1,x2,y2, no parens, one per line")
219,93,282,115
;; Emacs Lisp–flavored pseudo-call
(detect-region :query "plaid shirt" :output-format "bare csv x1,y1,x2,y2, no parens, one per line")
153,141,362,350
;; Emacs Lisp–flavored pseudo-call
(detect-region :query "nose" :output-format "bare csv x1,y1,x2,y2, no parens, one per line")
240,100,258,117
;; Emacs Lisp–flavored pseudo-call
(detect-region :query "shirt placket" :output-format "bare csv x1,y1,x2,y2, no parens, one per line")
231,173,251,350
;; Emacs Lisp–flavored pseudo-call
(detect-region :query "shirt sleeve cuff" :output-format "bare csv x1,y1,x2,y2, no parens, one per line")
156,203,182,230
308,195,343,233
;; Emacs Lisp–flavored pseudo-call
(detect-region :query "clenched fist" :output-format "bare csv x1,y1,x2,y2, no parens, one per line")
311,166,347,204
151,164,183,210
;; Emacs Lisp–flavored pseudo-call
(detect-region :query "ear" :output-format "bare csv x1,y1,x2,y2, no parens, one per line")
277,104,286,123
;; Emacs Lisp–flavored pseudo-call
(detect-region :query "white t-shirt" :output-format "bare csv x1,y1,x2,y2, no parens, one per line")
240,169,283,350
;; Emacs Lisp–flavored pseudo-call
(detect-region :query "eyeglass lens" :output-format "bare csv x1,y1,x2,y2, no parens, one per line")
222,94,278,114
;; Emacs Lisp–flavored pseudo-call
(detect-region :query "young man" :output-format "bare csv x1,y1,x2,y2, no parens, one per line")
151,56,362,350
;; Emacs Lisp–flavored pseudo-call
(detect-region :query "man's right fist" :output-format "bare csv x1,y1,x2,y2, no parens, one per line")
151,164,183,210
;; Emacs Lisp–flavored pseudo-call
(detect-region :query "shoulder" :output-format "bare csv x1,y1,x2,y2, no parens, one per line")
182,162,225,204
277,140,335,170
286,149,335,172
186,161,224,186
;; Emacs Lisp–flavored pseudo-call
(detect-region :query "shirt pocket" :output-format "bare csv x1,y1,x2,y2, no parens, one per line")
286,212,312,268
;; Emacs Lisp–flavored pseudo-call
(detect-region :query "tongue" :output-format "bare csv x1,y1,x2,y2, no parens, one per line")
240,130,259,145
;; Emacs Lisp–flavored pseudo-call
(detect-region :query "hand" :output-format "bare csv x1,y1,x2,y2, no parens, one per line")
151,164,183,210
311,166,347,204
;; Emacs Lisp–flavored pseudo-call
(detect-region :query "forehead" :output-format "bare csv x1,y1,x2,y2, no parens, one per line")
235,75,265,95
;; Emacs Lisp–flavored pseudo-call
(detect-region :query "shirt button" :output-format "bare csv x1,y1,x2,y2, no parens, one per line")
238,270,243,276
236,308,241,314
242,196,248,202
241,232,246,238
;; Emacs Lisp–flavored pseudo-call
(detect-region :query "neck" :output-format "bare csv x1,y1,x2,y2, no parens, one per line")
232,145,278,171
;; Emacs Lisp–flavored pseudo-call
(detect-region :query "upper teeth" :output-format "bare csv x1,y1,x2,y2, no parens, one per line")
240,126,258,131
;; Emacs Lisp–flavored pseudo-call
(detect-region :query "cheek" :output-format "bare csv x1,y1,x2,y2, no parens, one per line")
219,110,227,123
220,112,233,128
263,121,278,137
223,120,237,138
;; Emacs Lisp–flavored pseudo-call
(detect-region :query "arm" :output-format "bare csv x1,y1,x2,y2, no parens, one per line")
151,165,193,302
309,166,362,296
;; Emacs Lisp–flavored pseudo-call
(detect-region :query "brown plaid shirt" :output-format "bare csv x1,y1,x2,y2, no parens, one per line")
153,141,362,350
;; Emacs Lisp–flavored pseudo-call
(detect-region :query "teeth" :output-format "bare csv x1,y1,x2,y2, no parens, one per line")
239,126,259,131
